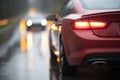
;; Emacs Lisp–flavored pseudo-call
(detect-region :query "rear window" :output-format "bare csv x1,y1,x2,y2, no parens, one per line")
80,0,120,10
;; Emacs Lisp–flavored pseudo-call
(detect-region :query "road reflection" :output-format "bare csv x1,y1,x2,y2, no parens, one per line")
27,32,33,50
40,30,50,65
0,10,50,80
19,19,27,52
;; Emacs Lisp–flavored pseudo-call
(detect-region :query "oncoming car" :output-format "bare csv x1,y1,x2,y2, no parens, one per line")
47,0,120,79
25,18,46,31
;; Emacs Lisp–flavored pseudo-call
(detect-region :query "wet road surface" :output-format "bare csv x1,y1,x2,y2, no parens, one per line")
0,28,50,80
0,10,51,80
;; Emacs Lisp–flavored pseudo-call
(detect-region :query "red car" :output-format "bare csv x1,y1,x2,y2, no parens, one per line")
47,0,120,78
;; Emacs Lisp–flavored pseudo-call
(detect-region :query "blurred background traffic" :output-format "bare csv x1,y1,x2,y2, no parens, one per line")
0,0,67,80
0,0,67,55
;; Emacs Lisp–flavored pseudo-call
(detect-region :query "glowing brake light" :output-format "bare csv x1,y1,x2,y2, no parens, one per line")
73,21,90,29
73,21,107,30
90,22,107,29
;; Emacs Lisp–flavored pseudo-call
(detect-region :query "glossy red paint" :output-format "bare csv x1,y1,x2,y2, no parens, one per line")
48,0,120,66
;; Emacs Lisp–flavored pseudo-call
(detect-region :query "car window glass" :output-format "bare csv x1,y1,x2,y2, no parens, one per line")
60,0,73,17
80,0,120,10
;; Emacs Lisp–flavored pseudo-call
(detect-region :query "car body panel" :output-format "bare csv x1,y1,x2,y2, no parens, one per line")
62,22,120,65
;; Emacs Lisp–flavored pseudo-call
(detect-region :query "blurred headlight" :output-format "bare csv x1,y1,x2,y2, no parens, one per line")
41,19,47,26
26,20,32,26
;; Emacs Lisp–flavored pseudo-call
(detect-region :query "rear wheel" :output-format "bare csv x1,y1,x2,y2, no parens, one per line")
59,39,77,80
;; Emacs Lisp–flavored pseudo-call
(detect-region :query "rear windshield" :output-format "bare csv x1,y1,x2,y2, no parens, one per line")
80,0,120,10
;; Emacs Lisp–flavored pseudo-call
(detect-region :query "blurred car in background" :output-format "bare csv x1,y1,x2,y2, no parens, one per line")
25,8,47,32
47,0,120,79
25,18,46,31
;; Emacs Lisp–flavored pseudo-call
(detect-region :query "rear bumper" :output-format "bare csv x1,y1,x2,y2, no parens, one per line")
67,48,120,66
82,53,120,67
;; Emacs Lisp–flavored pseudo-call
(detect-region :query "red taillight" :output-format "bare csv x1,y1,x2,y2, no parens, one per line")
90,22,107,29
73,21,107,30
73,21,90,29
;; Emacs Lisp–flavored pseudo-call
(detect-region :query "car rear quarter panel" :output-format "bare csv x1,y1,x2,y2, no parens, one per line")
61,16,120,65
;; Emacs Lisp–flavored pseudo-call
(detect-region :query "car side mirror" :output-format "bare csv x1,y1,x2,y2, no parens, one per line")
46,15,58,21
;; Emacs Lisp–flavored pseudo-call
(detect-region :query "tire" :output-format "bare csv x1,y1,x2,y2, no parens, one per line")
59,38,77,80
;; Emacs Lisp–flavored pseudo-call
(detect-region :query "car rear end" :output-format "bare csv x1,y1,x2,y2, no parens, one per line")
62,0,120,67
